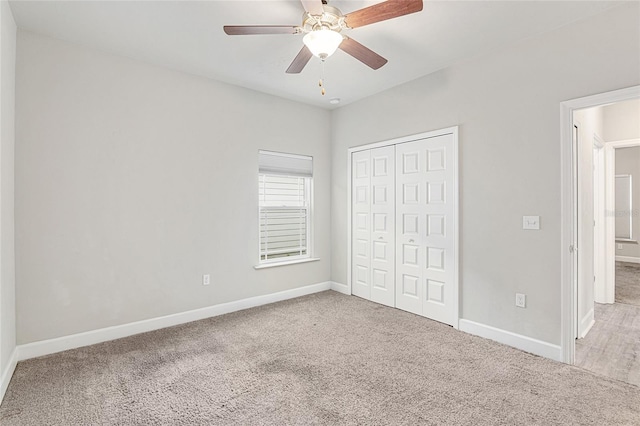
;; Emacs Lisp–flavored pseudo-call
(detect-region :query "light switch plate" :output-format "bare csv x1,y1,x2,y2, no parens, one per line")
523,216,540,230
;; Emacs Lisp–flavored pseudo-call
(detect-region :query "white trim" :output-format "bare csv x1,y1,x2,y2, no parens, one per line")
451,128,460,329
607,138,640,149
254,257,320,269
593,134,605,149
16,281,332,361
604,144,617,304
347,148,353,296
561,85,640,364
459,319,562,362
346,126,459,328
578,308,595,339
330,281,350,295
593,140,607,304
347,127,459,154
615,256,640,264
0,348,18,405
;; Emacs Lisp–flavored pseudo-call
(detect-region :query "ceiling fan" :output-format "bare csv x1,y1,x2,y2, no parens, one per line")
223,0,423,74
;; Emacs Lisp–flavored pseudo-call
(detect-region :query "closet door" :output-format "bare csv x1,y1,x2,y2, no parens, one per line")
370,146,395,307
396,134,457,325
352,150,371,300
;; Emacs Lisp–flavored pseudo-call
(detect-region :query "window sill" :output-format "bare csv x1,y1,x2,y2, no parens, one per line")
254,258,321,270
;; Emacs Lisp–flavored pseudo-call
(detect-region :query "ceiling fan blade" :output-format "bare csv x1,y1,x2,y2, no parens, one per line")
300,0,324,15
223,26,299,35
339,37,388,70
344,0,423,29
286,46,314,74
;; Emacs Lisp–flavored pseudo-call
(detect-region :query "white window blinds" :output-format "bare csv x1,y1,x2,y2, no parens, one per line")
258,151,313,263
258,150,313,177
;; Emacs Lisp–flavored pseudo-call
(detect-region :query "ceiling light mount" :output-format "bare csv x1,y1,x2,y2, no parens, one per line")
301,6,345,34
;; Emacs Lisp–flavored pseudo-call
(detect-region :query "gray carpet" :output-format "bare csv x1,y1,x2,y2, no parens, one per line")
616,261,640,306
1,291,639,425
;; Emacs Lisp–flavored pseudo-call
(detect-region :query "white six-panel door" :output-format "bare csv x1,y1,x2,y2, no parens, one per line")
370,146,395,307
351,147,395,307
350,130,457,326
352,150,372,300
396,134,456,325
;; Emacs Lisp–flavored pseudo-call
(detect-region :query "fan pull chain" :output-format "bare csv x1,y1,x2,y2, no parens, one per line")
319,60,326,96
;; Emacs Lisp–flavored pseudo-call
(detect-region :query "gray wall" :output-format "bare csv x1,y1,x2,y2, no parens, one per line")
0,0,16,385
615,146,640,259
330,3,640,345
15,31,331,344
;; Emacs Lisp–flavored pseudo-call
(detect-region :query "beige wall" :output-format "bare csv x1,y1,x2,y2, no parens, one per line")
15,31,331,344
603,99,640,142
330,3,640,345
0,0,16,385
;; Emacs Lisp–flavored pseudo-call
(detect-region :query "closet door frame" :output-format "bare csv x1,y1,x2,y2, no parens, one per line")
347,126,460,329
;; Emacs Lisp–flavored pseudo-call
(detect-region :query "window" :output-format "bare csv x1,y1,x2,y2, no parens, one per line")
258,151,313,264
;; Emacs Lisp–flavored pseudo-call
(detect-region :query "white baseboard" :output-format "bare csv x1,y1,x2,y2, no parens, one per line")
17,281,332,362
459,319,562,362
0,348,18,405
578,308,595,339
616,256,640,264
330,281,350,295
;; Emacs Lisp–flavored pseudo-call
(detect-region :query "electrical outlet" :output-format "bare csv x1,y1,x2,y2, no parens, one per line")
202,274,210,286
515,293,526,308
617,244,623,250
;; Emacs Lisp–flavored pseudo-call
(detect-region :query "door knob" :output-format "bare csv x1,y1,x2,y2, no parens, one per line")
409,239,414,243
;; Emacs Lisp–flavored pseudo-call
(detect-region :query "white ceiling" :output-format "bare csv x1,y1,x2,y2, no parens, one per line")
9,0,622,109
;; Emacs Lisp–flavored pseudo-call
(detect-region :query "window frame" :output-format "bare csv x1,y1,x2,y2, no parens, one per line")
256,150,314,267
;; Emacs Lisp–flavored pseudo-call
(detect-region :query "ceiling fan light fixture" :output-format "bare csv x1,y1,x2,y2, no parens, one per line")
303,28,343,60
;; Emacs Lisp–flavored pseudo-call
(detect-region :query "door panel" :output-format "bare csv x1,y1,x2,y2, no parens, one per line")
396,134,457,325
352,150,371,300
370,146,395,307
396,146,426,315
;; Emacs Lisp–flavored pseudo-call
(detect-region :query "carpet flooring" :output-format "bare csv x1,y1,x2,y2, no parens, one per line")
616,261,640,306
1,291,639,425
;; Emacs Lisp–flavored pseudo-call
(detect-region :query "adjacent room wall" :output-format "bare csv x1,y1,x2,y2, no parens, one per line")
615,146,640,260
604,99,640,260
0,0,17,397
330,3,640,345
574,106,603,336
15,31,331,344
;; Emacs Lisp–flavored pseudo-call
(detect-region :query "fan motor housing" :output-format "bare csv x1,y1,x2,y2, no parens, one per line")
302,5,345,33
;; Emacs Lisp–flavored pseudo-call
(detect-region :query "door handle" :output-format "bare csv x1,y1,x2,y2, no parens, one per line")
409,239,415,243
378,236,383,240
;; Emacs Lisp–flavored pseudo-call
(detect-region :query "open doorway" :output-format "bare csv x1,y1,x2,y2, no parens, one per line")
565,94,640,386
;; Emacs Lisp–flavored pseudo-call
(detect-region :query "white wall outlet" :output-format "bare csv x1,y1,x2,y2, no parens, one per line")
202,274,210,286
515,293,526,308
522,216,540,230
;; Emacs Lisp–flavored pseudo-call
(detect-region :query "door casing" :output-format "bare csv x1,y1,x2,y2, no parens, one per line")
560,85,640,364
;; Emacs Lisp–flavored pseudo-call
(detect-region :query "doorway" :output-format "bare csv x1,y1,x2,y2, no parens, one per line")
561,87,640,386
